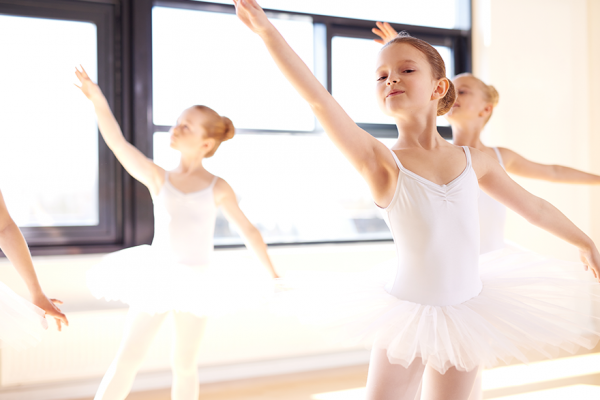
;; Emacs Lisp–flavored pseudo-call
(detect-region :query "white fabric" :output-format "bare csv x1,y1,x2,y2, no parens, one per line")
94,310,206,400
0,280,47,350
87,174,273,316
274,146,600,374
478,147,507,254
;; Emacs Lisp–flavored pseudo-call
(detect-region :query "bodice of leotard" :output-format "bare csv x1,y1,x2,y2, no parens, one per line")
151,173,217,265
382,146,482,306
478,147,507,254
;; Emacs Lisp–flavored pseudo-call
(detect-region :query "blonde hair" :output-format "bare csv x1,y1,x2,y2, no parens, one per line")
454,73,499,123
382,32,456,116
191,105,235,157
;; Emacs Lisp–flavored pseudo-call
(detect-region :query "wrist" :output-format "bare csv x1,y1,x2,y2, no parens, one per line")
257,22,278,40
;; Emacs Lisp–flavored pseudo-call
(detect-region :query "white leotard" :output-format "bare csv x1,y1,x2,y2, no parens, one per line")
478,148,506,254
383,146,482,306
151,173,218,265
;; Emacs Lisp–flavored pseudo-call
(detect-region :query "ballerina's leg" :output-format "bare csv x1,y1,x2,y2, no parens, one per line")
170,311,207,400
420,364,479,400
94,309,169,400
365,348,425,400
413,367,481,400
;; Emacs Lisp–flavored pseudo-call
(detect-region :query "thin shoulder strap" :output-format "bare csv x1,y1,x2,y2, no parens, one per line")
208,175,219,189
388,148,403,169
461,146,472,167
492,147,505,167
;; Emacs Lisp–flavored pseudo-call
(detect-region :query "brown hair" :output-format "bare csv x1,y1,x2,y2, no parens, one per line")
382,32,456,116
454,73,499,123
191,105,235,157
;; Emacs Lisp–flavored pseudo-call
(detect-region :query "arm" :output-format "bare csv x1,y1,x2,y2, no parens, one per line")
214,179,279,278
75,66,165,195
0,191,68,330
233,0,397,204
499,147,600,184
471,149,600,281
372,22,399,44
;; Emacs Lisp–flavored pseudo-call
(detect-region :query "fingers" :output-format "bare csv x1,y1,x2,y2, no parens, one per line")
51,298,64,305
79,64,90,78
383,22,396,36
55,318,62,332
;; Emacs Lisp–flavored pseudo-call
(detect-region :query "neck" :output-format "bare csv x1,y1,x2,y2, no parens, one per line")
393,110,442,149
450,120,487,150
177,151,206,174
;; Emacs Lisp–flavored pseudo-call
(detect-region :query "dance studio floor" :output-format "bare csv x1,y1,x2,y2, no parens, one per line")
73,351,600,400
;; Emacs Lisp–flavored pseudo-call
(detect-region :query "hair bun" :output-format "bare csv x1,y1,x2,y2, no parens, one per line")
487,85,500,107
437,78,456,116
221,116,235,141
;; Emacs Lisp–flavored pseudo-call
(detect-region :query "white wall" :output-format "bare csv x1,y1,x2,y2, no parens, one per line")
472,0,600,260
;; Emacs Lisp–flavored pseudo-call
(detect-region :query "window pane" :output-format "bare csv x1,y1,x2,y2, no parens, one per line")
152,7,315,131
153,132,393,245
199,0,470,30
0,15,99,227
332,36,453,127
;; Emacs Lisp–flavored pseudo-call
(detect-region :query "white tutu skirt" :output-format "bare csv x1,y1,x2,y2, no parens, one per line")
87,245,274,316
0,281,47,350
274,246,600,374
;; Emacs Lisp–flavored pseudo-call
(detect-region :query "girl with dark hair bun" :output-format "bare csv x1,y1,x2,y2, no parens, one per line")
234,2,600,399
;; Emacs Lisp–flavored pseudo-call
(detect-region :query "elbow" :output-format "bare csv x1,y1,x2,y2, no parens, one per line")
525,197,546,226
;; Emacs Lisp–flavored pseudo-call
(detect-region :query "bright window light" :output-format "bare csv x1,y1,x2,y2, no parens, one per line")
152,6,315,131
489,385,600,399
0,15,99,227
198,0,470,30
153,132,393,245
331,36,453,127
482,352,600,391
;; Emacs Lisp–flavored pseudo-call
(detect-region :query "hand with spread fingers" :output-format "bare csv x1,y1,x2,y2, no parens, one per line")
372,21,399,44
232,0,274,36
74,65,103,101
31,293,68,331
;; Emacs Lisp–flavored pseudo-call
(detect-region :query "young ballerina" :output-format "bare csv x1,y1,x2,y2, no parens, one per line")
373,21,600,400
0,189,68,350
234,1,600,399
373,21,600,254
75,66,278,400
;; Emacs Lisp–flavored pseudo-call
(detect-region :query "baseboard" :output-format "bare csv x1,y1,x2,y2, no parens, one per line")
0,350,370,400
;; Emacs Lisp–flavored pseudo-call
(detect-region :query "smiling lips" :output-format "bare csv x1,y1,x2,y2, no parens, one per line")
386,90,405,98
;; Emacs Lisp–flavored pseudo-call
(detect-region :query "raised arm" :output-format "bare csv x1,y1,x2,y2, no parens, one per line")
214,179,279,278
75,66,165,195
372,22,399,44
499,147,600,184
471,149,600,281
0,190,68,330
233,0,397,203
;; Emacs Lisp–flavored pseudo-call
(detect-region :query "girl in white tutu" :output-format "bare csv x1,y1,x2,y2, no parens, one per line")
373,22,600,400
234,1,600,399
0,189,68,350
75,67,278,400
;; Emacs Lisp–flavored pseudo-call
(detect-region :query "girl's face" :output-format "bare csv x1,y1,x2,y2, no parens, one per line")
375,43,443,118
445,75,491,123
169,108,214,154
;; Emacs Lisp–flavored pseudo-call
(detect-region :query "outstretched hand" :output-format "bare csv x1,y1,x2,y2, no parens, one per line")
74,65,103,101
372,21,398,45
32,293,69,331
580,246,600,283
232,0,272,35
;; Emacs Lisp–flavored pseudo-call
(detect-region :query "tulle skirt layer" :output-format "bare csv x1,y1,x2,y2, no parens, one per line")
0,281,47,350
87,245,274,316
274,246,600,374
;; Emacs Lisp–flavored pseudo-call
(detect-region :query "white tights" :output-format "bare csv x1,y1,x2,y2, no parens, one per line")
94,309,206,400
365,349,480,400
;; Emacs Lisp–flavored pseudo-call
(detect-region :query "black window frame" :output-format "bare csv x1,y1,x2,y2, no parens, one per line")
0,0,471,255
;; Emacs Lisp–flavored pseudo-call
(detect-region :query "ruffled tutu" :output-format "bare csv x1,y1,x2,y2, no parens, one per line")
273,246,600,373
87,245,274,316
0,281,47,350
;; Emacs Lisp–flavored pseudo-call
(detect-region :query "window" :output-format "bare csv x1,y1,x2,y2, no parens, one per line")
0,0,121,249
198,0,471,30
149,2,470,246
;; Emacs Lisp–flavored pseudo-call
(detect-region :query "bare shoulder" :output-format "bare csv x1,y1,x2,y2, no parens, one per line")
496,147,518,165
213,176,236,204
467,146,498,179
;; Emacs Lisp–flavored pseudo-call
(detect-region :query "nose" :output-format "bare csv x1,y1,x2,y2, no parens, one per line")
386,78,399,86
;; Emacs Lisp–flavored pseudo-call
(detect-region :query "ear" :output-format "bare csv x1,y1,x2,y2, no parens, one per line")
479,104,493,118
202,137,216,153
431,78,449,101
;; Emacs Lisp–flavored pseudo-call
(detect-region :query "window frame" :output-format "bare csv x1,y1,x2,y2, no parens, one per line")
0,0,135,255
